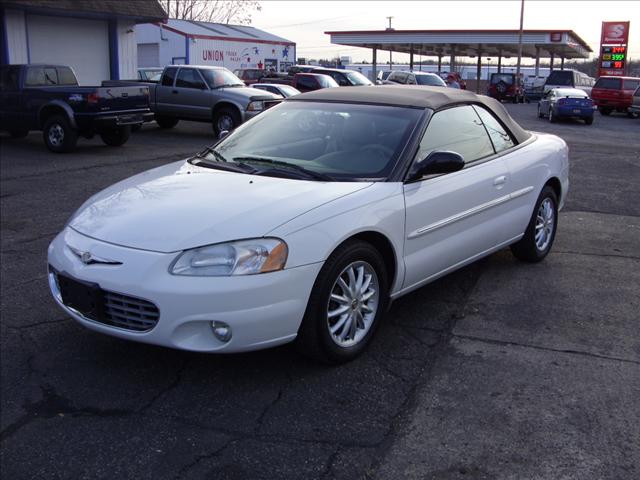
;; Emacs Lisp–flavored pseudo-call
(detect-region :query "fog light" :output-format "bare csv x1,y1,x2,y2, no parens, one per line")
211,321,232,342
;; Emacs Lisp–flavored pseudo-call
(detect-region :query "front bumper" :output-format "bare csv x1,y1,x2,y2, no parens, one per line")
47,228,322,353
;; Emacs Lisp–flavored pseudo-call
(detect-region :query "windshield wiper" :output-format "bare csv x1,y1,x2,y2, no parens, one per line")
191,149,256,174
233,156,333,181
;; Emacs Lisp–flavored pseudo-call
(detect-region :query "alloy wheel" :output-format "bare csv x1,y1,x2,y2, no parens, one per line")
326,261,379,348
535,198,555,251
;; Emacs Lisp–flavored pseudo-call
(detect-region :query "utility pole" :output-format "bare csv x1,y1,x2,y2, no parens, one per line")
386,16,394,66
515,0,525,96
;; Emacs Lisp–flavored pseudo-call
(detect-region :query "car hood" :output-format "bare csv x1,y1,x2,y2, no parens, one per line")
69,160,372,253
220,86,280,102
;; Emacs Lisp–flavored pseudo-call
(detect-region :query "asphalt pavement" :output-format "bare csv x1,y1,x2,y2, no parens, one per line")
1,104,639,479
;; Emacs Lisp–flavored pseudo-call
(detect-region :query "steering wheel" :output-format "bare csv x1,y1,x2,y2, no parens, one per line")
361,144,394,159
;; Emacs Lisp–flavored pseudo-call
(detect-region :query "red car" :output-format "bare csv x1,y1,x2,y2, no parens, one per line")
487,73,523,103
591,76,640,116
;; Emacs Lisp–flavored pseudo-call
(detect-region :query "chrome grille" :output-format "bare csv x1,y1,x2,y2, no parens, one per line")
103,291,160,332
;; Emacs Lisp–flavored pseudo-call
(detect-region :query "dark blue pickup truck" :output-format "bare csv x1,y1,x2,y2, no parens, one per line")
0,64,153,152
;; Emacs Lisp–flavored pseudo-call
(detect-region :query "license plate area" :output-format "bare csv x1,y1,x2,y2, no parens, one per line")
57,273,104,319
573,109,581,114
117,114,143,125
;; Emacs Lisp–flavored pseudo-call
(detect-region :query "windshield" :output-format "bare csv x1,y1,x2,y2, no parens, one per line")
345,71,373,86
491,74,514,85
278,85,301,97
546,71,573,86
199,68,244,88
204,102,422,181
415,74,446,86
317,75,340,88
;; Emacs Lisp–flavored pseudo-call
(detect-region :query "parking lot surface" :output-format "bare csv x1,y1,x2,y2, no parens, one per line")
1,105,639,479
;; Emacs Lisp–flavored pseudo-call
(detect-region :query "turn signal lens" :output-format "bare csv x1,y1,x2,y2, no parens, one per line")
260,241,288,273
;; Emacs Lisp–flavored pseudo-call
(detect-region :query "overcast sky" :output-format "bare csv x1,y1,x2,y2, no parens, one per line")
251,1,640,63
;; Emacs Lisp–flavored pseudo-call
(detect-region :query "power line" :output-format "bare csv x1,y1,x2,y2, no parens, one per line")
261,15,353,29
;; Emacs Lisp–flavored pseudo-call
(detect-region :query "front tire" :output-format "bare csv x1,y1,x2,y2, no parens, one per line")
548,108,557,123
212,107,240,136
100,126,131,146
295,240,389,364
537,104,544,118
584,116,594,125
42,115,78,153
510,186,558,263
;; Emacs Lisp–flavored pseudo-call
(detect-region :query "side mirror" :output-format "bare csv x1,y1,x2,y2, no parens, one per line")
218,130,229,140
407,151,465,181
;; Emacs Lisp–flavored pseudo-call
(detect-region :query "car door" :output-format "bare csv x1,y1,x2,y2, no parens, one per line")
172,68,211,120
402,105,516,290
155,67,179,115
0,66,23,131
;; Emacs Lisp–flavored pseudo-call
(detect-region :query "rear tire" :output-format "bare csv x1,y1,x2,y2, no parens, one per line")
42,115,78,153
549,109,557,123
598,107,612,116
510,186,558,263
295,240,389,364
537,104,544,118
584,116,594,125
155,115,179,129
100,126,131,147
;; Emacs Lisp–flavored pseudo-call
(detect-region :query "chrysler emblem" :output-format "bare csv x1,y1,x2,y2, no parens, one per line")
68,246,122,266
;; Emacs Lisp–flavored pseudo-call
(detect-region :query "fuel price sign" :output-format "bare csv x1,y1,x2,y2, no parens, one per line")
600,46,627,70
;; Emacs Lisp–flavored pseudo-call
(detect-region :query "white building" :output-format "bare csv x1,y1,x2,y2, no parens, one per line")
136,19,296,73
0,0,166,85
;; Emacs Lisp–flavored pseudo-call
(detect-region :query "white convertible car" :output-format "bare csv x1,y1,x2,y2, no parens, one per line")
48,86,569,363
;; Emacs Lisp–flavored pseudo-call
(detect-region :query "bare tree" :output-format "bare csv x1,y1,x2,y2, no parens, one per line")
160,0,261,25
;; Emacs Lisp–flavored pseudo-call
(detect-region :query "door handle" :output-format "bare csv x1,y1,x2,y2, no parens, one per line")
172,90,178,94
493,175,507,186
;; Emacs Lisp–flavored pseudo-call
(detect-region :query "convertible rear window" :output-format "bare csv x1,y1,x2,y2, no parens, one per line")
211,102,422,180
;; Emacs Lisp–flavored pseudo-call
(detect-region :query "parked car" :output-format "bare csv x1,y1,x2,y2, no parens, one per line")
0,64,153,152
537,88,595,125
376,70,393,83
439,71,467,89
261,73,339,93
252,83,301,98
591,76,640,116
138,68,163,81
487,73,523,103
233,68,266,86
47,85,568,364
523,74,547,102
311,68,373,87
542,69,595,96
629,86,640,118
385,71,447,87
103,65,281,135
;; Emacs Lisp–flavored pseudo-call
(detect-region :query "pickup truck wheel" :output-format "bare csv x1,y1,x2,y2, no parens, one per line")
155,115,179,129
213,107,240,136
43,115,78,153
9,129,29,139
100,126,131,147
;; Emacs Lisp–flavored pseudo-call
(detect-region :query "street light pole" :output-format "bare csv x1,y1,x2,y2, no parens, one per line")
386,16,393,66
515,0,525,96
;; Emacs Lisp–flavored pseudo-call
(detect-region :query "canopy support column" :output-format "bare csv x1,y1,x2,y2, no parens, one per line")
476,48,482,93
560,56,565,70
437,54,442,73
409,45,414,70
450,50,456,72
372,47,377,83
498,53,502,73
534,46,540,75
549,52,555,71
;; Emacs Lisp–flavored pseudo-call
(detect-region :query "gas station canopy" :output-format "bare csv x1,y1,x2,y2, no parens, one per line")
325,29,593,59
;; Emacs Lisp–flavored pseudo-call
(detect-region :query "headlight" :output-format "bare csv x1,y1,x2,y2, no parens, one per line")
246,101,264,112
170,238,288,276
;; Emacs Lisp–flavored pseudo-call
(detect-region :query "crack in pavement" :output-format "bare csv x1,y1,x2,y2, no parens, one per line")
4,317,70,330
171,437,238,480
254,369,293,432
363,264,487,477
452,333,640,366
554,250,640,261
0,360,190,444
321,447,341,479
